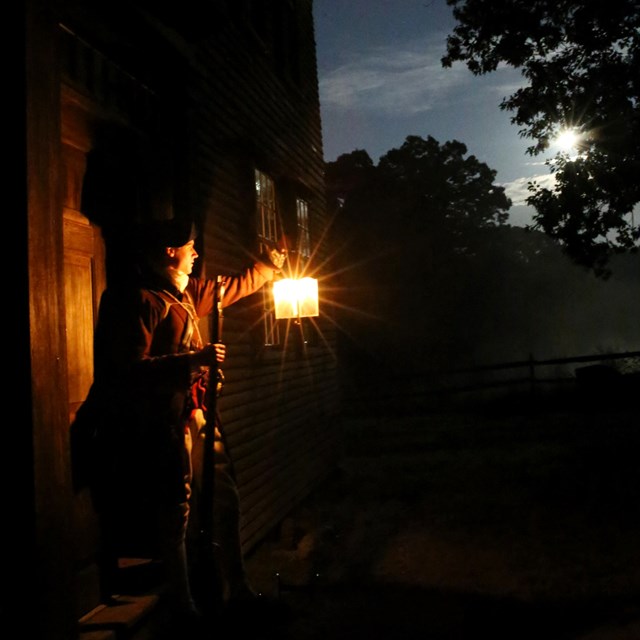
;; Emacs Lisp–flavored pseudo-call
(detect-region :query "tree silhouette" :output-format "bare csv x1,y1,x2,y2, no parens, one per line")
442,0,640,276
326,135,511,375
376,136,510,250
327,136,510,260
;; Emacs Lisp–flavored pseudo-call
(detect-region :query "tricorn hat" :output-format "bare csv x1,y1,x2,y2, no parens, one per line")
143,217,198,249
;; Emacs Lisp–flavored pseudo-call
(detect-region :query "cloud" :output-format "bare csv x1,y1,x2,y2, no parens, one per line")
501,172,556,206
507,204,537,228
319,37,518,116
501,172,558,227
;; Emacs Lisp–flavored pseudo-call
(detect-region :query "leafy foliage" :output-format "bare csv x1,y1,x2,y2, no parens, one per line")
326,136,511,260
376,136,510,243
442,0,640,275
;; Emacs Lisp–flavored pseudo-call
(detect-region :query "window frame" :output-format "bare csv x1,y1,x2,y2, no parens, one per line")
254,168,281,347
296,197,311,262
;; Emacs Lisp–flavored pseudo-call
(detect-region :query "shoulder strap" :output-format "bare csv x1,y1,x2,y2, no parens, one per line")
149,288,204,350
147,289,175,321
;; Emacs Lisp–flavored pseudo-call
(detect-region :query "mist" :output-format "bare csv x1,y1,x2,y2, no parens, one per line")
332,226,639,384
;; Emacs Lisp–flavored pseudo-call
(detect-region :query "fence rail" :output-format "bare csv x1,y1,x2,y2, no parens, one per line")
445,350,640,374
349,350,640,414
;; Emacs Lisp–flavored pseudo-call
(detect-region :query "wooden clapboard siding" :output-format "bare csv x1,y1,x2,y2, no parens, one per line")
181,1,337,556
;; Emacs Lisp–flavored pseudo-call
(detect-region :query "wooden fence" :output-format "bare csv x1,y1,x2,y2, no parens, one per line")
346,350,640,415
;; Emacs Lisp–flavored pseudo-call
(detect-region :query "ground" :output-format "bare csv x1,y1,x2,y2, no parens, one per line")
242,395,640,639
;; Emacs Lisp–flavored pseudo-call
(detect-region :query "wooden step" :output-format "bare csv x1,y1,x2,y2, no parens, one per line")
78,594,160,640
78,558,169,640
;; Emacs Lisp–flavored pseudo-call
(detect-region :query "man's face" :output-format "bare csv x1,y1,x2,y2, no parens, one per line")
167,239,198,274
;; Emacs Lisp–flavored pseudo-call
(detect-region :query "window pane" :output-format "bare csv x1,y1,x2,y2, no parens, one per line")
296,198,311,259
255,168,280,346
255,169,278,244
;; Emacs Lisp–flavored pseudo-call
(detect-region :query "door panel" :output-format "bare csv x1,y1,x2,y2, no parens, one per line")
64,217,97,416
62,88,107,619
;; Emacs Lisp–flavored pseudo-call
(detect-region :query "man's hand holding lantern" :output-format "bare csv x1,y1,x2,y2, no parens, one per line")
269,247,287,270
260,236,288,272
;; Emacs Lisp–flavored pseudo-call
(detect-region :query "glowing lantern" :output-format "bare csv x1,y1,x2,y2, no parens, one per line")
273,277,319,319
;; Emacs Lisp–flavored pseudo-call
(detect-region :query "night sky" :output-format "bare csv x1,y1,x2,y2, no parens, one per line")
313,0,565,227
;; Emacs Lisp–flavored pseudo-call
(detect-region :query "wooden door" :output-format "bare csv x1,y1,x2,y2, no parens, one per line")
61,85,107,620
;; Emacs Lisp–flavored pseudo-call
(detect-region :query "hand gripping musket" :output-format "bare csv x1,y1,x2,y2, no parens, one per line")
198,274,225,609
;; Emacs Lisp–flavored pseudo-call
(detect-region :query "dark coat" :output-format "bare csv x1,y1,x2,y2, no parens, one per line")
70,263,274,514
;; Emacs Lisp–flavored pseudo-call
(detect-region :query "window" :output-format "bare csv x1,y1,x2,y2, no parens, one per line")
296,198,311,261
255,169,280,346
294,197,318,348
255,169,278,244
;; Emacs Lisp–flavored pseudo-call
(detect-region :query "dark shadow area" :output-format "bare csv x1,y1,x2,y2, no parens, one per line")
273,583,640,640
244,394,640,640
